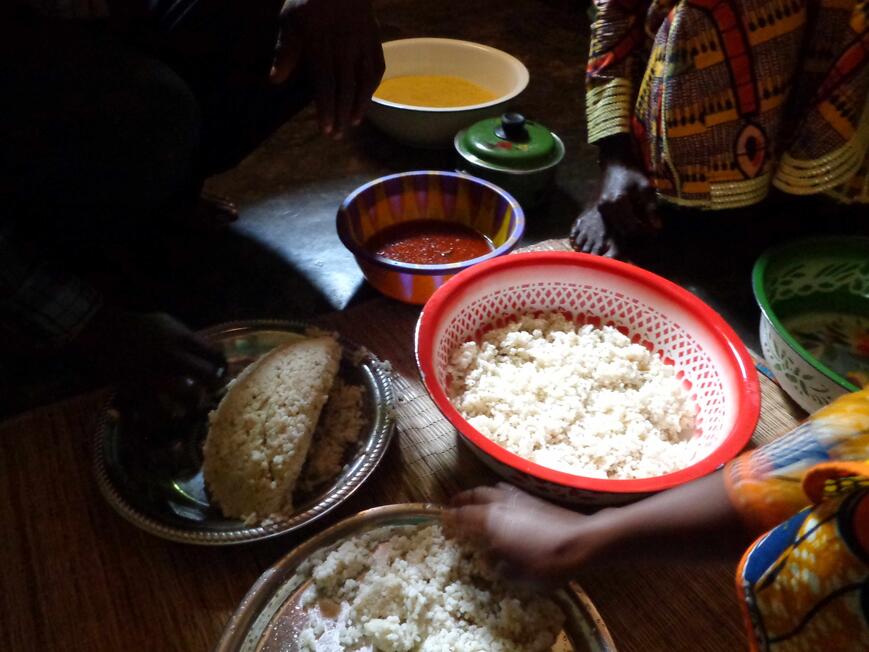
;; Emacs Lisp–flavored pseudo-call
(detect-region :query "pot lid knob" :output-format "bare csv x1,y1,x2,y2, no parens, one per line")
496,113,528,141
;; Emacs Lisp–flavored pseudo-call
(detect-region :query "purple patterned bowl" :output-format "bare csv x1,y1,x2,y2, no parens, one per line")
337,171,525,304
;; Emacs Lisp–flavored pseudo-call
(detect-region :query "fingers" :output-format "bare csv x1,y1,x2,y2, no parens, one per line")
167,350,225,388
122,375,205,441
338,20,383,134
270,37,303,86
154,376,205,420
349,56,368,129
310,39,337,136
163,376,204,403
352,35,385,126
569,217,582,246
493,482,538,507
571,223,589,253
179,337,226,389
445,486,522,542
573,208,614,256
182,334,227,373
334,40,357,137
589,232,606,256
602,237,621,258
571,209,602,254
443,504,492,540
452,485,509,508
147,315,226,386
447,484,541,544
296,0,382,137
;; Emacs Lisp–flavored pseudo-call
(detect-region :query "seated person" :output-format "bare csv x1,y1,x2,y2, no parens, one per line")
0,0,384,412
572,0,869,256
448,387,869,651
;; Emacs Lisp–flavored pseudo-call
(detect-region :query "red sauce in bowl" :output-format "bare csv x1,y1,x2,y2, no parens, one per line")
366,219,494,265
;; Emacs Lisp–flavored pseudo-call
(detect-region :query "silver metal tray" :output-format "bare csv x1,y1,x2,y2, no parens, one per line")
93,320,395,545
215,504,617,651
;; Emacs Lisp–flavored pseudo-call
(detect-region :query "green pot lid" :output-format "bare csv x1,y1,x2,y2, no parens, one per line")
456,113,563,172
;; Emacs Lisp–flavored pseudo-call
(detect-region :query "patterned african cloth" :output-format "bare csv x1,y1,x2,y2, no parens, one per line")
586,0,869,209
725,388,869,650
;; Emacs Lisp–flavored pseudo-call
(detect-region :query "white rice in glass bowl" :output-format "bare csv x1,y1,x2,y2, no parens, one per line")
447,314,702,479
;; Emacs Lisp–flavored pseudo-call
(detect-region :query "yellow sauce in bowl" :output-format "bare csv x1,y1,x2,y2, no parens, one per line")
373,75,498,108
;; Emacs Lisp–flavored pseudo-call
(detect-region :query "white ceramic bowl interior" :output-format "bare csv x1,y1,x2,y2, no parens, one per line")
367,38,529,147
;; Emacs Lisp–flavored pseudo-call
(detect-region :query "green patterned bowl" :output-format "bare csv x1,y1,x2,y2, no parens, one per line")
753,237,869,413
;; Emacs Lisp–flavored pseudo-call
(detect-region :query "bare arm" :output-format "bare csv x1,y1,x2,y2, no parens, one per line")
446,472,749,586
447,389,869,584
590,471,752,563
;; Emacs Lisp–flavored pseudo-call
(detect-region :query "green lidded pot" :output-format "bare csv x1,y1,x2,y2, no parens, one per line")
454,112,565,209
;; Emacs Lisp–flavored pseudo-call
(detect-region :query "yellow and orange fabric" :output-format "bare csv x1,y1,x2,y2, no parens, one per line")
586,0,869,208
724,387,869,650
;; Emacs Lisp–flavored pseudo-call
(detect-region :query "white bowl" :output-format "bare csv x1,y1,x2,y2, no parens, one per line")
368,38,529,148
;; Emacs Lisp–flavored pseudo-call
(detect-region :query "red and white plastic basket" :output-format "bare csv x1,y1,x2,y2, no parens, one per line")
415,252,761,505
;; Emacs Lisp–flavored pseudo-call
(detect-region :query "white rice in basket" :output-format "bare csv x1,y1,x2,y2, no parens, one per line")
297,524,564,651
447,314,701,479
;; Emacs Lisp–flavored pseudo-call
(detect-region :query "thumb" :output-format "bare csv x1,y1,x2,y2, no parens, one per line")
270,33,303,85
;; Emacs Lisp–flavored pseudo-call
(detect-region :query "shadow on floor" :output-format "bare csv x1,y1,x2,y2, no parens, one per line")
3,226,334,418
624,198,869,353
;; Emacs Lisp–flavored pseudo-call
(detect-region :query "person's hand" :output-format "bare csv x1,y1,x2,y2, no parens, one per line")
274,0,385,138
73,308,226,389
444,483,607,586
71,308,227,424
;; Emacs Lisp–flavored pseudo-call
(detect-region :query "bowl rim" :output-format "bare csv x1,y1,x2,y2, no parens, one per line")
415,251,762,494
752,236,868,393
336,170,525,275
371,37,530,113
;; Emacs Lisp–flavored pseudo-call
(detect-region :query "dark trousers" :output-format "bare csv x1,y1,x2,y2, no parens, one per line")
1,0,310,289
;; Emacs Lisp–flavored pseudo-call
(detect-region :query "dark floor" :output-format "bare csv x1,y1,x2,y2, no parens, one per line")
7,0,866,415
